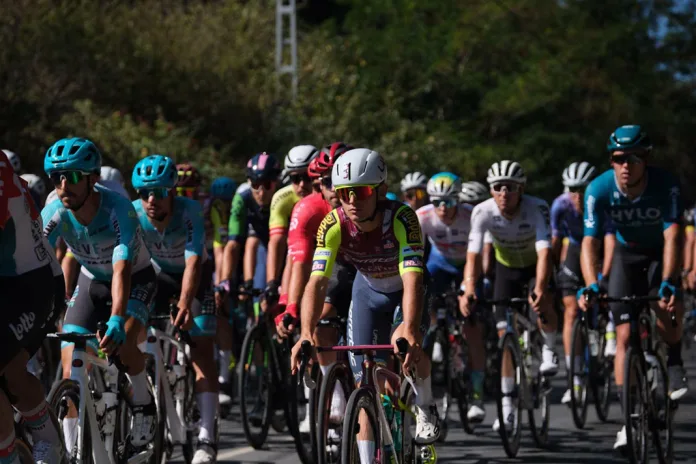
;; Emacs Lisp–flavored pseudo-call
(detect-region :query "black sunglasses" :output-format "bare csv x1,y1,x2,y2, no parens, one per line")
250,179,274,190
320,176,332,189
290,173,311,185
610,153,645,165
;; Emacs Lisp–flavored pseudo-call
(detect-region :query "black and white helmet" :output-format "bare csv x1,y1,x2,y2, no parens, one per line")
2,149,20,172
20,173,46,196
400,172,428,192
100,166,125,186
486,160,526,185
332,148,387,188
285,145,319,173
562,161,596,188
460,181,489,203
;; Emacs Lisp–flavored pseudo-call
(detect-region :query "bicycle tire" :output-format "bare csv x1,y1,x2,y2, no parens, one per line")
592,314,612,423
495,333,523,458
569,318,589,429
48,379,93,464
285,359,315,464
623,346,649,464
432,327,451,442
144,355,166,464
341,387,381,464
317,362,354,464
181,361,197,463
238,324,272,449
527,334,550,448
455,332,475,435
653,353,673,464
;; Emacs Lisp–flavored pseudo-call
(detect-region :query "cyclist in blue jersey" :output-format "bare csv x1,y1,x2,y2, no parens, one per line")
578,125,687,450
1,150,67,464
131,155,218,464
552,161,617,406
41,137,158,450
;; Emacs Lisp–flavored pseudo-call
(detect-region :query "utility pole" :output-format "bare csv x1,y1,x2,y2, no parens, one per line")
276,0,298,99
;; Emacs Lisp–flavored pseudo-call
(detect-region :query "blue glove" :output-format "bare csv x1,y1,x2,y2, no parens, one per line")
104,315,126,346
658,280,677,300
576,282,601,301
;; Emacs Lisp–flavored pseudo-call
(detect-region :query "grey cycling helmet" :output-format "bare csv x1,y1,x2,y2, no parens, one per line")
460,181,489,203
332,148,387,188
487,160,526,185
562,161,596,188
400,172,428,192
284,145,319,173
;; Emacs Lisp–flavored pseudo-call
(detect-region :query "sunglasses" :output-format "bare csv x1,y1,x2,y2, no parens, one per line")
250,179,274,190
610,153,645,165
335,185,377,203
320,176,333,190
138,188,170,200
431,197,458,208
289,173,311,185
567,186,585,194
49,171,90,185
405,189,425,200
491,183,521,193
176,187,197,198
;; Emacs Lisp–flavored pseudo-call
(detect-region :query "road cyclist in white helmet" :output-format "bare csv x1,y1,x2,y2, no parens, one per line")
460,160,559,433
20,173,48,208
400,171,429,211
291,148,441,461
417,172,489,425
2,149,21,173
459,181,489,206
552,162,617,406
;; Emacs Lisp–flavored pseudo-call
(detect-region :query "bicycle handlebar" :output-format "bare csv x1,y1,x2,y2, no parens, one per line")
596,294,678,328
476,293,547,324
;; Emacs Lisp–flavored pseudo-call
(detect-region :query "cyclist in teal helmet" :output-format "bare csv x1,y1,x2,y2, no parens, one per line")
44,137,102,210
210,177,237,201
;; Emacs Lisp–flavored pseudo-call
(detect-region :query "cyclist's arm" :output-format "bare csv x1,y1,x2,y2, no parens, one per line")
210,206,227,284
62,252,80,298
394,206,425,335
180,201,205,309
684,225,694,274
464,206,487,288
551,236,563,267
109,202,141,318
661,179,682,281
482,232,493,277
602,233,616,279
244,236,260,283
266,233,287,285
267,190,293,285
581,185,605,286
300,211,341,339
111,259,132,318
222,194,246,282
533,201,552,290
549,198,564,266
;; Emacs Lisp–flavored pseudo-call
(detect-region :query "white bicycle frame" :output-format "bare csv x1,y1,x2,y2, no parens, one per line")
145,325,191,445
70,345,152,464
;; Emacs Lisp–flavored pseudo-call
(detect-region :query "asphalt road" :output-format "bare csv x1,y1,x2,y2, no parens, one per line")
170,346,696,463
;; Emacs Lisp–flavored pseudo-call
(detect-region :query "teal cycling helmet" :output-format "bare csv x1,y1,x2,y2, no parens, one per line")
386,192,398,201
132,155,178,189
44,138,101,175
607,125,652,153
210,177,237,200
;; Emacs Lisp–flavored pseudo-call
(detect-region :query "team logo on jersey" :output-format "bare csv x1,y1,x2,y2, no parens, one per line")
396,207,422,245
9,312,36,341
609,207,661,223
315,212,338,248
312,259,327,272
584,195,596,228
403,256,423,269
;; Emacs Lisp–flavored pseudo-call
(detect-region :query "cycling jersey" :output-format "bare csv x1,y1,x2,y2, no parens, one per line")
551,192,615,245
311,200,424,293
133,196,207,274
203,197,230,250
468,196,552,269
269,184,300,237
584,167,681,249
42,185,152,280
228,188,271,245
287,192,333,264
416,203,473,266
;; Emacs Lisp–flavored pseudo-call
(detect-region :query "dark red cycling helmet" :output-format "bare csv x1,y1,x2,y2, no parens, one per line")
307,157,325,178
317,142,353,171
175,162,203,187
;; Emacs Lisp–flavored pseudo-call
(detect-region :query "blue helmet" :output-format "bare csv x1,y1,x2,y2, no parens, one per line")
246,152,281,181
607,125,652,153
210,177,237,200
132,155,178,190
386,192,398,201
44,138,101,175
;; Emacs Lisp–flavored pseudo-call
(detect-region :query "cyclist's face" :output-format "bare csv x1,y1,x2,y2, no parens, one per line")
611,149,647,188
568,189,584,212
142,193,172,221
339,188,378,223
250,179,276,206
491,183,523,213
403,188,426,209
55,173,95,210
289,171,313,198
435,202,457,221
320,176,339,208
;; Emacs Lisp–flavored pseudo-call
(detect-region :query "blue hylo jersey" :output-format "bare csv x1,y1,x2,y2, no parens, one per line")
583,166,681,249
133,196,206,274
42,185,152,280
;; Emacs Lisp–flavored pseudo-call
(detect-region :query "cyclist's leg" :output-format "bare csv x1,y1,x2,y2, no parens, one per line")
424,248,451,353
559,243,582,400
253,240,267,315
0,387,18,464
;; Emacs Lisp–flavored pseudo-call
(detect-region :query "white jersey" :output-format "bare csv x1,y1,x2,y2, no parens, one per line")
468,195,551,269
416,203,473,265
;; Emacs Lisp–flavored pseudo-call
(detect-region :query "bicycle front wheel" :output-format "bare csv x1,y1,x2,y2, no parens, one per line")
495,333,523,458
238,324,272,449
652,353,673,464
48,379,93,464
569,318,589,429
623,346,649,464
341,387,381,464
317,361,354,464
592,315,612,423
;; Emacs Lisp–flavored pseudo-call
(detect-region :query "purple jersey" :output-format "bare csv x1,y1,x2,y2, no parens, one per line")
551,193,614,245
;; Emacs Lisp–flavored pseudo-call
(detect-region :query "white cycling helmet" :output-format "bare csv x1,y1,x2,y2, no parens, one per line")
460,181,489,203
100,166,125,186
332,148,387,189
2,149,20,172
400,172,428,192
562,161,596,188
20,173,46,196
487,160,526,185
285,145,319,173
426,172,461,197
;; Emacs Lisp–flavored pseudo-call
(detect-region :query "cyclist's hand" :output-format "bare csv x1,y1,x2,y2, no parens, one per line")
576,283,600,312
529,287,545,313
172,303,193,330
459,290,476,318
395,328,423,373
658,280,677,312
275,312,296,339
99,315,126,355
238,280,254,302
264,280,280,306
290,335,315,375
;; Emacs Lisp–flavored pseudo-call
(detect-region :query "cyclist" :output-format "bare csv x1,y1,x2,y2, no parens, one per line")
577,124,688,450
131,155,218,463
417,172,489,423
19,173,47,208
400,171,429,210
459,181,495,295
275,142,354,433
552,161,617,405
2,149,21,173
1,150,66,464
100,165,125,186
176,162,203,200
684,207,695,289
41,137,158,450
461,160,559,432
291,148,441,454
459,181,489,206
266,145,319,307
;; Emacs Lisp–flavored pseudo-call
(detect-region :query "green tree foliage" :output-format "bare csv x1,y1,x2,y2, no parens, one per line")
1,0,694,200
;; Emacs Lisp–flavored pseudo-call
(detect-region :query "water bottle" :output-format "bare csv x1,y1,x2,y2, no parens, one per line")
173,364,186,401
589,330,599,357
644,353,658,391
101,392,118,435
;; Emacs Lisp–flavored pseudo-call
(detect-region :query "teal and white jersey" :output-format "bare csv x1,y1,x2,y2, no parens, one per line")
42,185,151,280
133,196,207,274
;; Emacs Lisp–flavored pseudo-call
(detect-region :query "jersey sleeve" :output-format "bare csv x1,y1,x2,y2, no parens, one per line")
662,175,682,230
483,230,493,244
41,199,64,248
310,210,341,278
394,205,425,275
550,197,565,238
228,193,247,241
467,204,487,254
583,180,605,239
210,206,228,248
534,200,552,251
269,186,297,236
0,154,16,229
110,199,143,263
287,201,316,264
184,200,206,259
